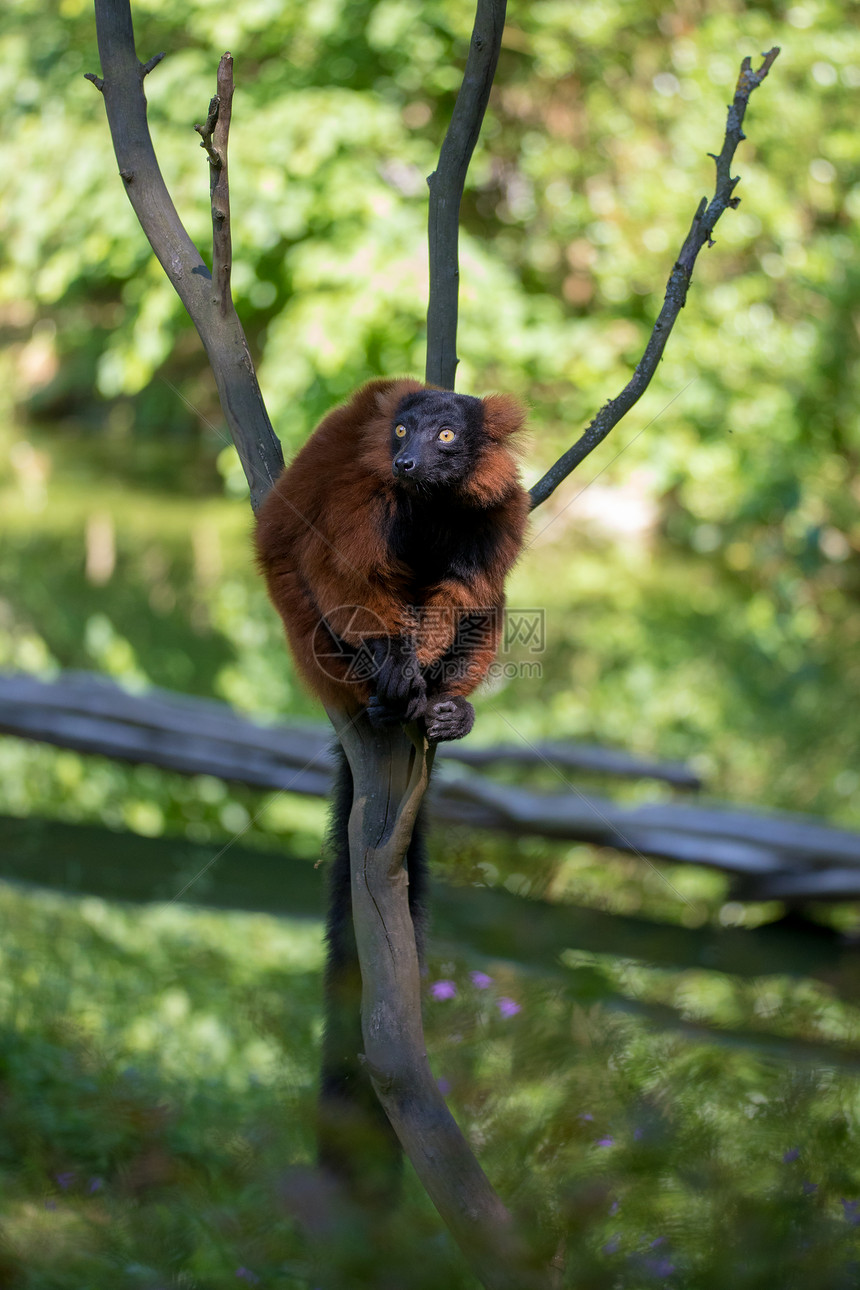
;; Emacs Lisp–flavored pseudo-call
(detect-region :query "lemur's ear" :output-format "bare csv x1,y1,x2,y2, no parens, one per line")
481,393,527,442
376,378,422,408
374,383,399,412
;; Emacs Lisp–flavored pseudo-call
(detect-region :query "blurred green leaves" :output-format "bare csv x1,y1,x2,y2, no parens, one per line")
5,0,860,619
1,0,858,514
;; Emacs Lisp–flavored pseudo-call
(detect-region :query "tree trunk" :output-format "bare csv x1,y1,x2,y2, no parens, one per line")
328,707,548,1289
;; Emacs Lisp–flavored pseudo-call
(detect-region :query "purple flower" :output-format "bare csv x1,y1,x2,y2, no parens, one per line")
55,1172,75,1190
842,1199,860,1226
437,1077,451,1096
236,1271,260,1286
596,1136,615,1148
634,1127,643,1140
579,1112,594,1122
783,1148,800,1163
603,1236,621,1255
802,1180,818,1195
610,1199,620,1215
430,980,457,1000
470,971,494,989
497,996,521,1017
87,1176,104,1194
643,1257,675,1277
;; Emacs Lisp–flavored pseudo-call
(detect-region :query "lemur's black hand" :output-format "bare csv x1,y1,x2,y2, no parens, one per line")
366,637,427,727
423,695,475,743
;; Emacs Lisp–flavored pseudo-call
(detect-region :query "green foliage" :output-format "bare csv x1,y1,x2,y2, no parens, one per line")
3,875,860,1288
4,0,860,495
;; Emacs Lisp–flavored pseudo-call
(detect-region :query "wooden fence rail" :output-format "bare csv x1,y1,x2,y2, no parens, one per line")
2,671,860,901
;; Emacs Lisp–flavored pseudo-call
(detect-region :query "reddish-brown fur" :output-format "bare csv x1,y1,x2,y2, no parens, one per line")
255,378,530,715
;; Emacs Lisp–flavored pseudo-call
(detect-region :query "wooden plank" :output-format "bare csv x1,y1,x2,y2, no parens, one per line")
3,672,860,882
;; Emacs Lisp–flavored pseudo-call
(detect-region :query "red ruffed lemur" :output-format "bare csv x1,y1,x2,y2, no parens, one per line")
255,377,529,1198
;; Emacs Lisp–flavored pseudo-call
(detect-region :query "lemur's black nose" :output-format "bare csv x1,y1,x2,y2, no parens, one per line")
394,456,416,474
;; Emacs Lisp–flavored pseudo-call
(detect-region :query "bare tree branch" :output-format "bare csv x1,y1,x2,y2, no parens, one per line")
529,47,780,510
87,4,283,510
425,0,507,389
327,708,548,1290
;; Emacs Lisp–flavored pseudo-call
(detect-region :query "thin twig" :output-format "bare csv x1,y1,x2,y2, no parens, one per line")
195,94,222,167
141,51,165,78
425,0,507,389
199,55,234,316
529,47,780,510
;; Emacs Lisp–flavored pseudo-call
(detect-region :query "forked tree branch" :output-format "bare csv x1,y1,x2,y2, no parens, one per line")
426,0,507,389
529,46,780,509
87,4,283,510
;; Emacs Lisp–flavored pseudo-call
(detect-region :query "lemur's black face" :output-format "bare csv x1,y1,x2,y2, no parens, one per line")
390,389,484,491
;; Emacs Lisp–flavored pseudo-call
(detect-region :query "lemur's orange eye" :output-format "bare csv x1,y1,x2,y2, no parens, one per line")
438,428,455,442
395,425,407,438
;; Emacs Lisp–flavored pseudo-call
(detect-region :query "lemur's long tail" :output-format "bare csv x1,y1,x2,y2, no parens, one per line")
317,744,428,1202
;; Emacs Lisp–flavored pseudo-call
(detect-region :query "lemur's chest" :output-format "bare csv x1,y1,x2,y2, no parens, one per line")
385,494,500,594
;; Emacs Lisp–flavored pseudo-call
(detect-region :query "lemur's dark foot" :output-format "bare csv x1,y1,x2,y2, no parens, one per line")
366,637,427,727
423,695,475,743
